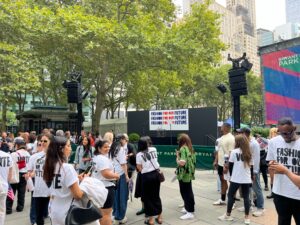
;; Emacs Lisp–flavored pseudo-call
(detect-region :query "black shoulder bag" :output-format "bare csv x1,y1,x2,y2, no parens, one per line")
144,152,165,183
65,198,102,225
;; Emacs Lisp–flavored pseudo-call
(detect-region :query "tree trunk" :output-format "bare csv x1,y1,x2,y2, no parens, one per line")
1,98,8,131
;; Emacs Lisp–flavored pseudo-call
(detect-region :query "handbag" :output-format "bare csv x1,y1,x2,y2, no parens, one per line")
65,199,102,225
145,152,165,183
157,170,165,183
9,161,20,184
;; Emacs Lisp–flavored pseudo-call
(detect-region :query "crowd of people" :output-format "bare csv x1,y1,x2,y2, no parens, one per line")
0,116,299,225
214,117,300,225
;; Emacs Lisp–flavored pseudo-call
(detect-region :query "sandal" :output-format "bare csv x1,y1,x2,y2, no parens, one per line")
155,218,163,224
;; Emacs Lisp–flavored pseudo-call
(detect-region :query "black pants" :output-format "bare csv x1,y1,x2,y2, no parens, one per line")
7,173,27,212
141,170,162,217
260,165,268,188
227,182,251,215
179,180,195,213
35,197,50,225
273,193,300,225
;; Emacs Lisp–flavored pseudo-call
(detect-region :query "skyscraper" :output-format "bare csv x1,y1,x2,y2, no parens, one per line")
180,0,260,74
286,0,300,23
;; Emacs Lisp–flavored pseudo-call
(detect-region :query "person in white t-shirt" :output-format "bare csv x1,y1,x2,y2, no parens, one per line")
92,140,120,225
43,136,86,225
27,133,52,225
136,137,162,225
218,134,253,225
6,137,30,214
0,149,12,225
266,117,300,225
237,127,265,217
27,134,43,225
109,136,129,224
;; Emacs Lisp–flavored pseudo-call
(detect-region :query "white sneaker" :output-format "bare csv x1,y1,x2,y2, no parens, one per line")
244,218,251,224
238,206,254,212
232,203,236,210
218,213,234,221
213,199,226,205
178,203,184,208
180,212,194,220
119,216,128,224
180,208,187,214
252,209,265,217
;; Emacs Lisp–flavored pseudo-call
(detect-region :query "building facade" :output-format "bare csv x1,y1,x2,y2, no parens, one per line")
257,28,274,47
179,0,260,75
286,0,300,23
273,23,300,42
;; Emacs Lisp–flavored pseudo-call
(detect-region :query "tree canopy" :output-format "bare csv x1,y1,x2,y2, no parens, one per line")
0,0,263,132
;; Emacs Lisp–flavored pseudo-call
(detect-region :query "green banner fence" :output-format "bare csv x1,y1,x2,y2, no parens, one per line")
69,144,214,170
154,145,214,170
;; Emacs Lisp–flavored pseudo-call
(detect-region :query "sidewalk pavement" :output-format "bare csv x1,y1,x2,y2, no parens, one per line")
6,168,295,225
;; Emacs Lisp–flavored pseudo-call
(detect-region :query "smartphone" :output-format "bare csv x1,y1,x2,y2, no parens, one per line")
83,165,93,174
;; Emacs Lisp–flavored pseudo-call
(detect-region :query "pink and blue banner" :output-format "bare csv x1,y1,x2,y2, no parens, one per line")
262,45,300,124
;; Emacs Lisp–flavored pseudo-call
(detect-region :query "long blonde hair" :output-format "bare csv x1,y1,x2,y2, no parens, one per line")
103,132,114,145
235,134,251,168
269,127,278,139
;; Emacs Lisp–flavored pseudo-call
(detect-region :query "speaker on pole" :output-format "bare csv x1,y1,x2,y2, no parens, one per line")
67,81,82,103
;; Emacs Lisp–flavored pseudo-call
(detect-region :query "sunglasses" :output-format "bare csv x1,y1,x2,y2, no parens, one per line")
40,140,48,143
278,130,294,136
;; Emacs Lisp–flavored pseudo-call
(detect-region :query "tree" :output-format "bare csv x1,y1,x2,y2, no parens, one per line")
0,1,41,130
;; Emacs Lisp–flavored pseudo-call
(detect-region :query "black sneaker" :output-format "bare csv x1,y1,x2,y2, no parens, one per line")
6,211,12,215
266,193,274,199
16,207,23,212
136,208,145,216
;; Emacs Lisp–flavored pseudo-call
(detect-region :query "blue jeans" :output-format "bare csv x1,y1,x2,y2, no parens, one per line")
113,174,128,220
30,193,36,224
252,172,264,209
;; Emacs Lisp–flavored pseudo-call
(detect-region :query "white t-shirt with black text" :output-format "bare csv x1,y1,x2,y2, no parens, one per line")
266,136,300,200
0,151,12,192
136,147,160,174
11,149,30,173
49,163,78,225
229,148,253,184
92,154,115,187
32,151,50,197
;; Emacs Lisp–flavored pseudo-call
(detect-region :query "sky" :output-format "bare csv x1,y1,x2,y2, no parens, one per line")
174,0,286,31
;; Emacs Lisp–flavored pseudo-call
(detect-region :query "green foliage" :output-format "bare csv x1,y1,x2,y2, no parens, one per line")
251,127,270,138
128,132,140,143
2,0,257,132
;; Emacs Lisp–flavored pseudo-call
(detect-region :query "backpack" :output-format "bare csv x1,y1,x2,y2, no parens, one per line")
16,152,26,170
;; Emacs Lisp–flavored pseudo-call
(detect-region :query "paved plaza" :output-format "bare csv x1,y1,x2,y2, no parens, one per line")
6,168,295,225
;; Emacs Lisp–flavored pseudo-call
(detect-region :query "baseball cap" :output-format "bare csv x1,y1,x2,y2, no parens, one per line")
14,137,26,145
236,127,251,134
